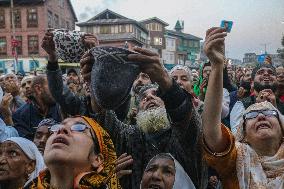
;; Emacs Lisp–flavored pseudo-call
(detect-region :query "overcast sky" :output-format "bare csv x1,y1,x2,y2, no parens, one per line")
70,0,284,60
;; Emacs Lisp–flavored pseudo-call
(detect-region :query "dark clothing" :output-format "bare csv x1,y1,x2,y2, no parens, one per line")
223,67,237,93
241,95,284,114
94,81,207,189
47,67,89,116
47,64,129,120
12,101,62,140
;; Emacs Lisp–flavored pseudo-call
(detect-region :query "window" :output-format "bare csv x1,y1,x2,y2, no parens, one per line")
54,14,59,28
159,38,163,45
86,27,93,33
119,25,126,33
47,10,53,28
66,21,70,30
27,8,38,27
11,9,21,28
28,35,39,54
59,0,64,8
194,41,199,48
153,37,162,45
0,9,5,28
61,19,65,28
100,26,111,34
11,36,22,55
0,37,7,55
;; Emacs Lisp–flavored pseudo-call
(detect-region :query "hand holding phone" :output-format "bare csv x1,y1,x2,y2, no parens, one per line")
221,20,233,33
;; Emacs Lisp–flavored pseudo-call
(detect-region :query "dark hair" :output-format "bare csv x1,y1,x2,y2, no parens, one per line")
251,64,276,80
31,75,47,90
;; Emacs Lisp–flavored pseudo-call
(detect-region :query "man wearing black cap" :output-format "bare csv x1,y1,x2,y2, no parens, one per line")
230,63,284,134
66,68,80,94
80,47,207,189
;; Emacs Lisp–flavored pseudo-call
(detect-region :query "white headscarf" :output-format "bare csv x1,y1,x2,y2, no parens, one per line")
169,65,192,82
234,101,284,189
4,137,46,187
141,153,196,189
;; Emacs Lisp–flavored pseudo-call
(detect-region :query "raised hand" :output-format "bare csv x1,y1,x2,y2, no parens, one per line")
128,47,172,91
0,93,13,116
41,29,57,62
82,33,99,49
203,27,227,65
115,153,133,179
80,50,94,83
256,89,277,107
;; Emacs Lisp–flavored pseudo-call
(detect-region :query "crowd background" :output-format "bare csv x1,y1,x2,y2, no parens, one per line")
0,26,283,189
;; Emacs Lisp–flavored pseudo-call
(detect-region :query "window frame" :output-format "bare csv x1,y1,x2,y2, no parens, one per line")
0,9,5,29
0,37,7,55
11,9,21,28
28,35,39,54
27,8,38,28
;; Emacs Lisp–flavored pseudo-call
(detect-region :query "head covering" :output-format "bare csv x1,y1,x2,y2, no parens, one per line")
4,137,45,187
79,116,120,189
169,65,192,81
235,101,284,141
137,83,159,103
233,101,284,188
4,73,17,80
28,117,120,189
21,75,34,86
36,118,58,128
67,68,78,76
193,61,211,96
52,29,87,63
251,64,276,80
90,46,140,110
141,153,196,189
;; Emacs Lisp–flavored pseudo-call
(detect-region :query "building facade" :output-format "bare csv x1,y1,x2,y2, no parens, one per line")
164,20,202,67
243,53,257,64
0,0,77,73
162,35,177,69
77,9,148,49
140,17,168,57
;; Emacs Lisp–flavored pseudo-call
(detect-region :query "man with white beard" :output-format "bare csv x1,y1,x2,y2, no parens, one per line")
80,47,207,189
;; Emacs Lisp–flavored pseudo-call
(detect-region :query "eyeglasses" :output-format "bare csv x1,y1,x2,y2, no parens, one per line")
243,110,278,120
49,123,90,134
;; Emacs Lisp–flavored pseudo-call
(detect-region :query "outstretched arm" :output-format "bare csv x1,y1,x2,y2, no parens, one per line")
203,27,229,152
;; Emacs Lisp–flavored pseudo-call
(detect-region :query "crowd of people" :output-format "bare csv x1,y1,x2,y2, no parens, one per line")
0,26,283,189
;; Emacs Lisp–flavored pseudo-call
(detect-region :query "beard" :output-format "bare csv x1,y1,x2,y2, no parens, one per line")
136,107,170,134
42,92,56,106
253,81,277,93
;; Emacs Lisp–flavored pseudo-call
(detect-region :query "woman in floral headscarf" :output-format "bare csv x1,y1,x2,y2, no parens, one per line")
25,116,120,189
202,26,284,189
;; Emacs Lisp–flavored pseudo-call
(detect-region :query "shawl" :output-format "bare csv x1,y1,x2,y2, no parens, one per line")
26,116,120,189
235,101,284,188
4,137,45,187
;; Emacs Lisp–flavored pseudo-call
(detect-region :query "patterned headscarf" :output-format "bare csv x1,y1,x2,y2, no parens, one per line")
26,116,120,189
